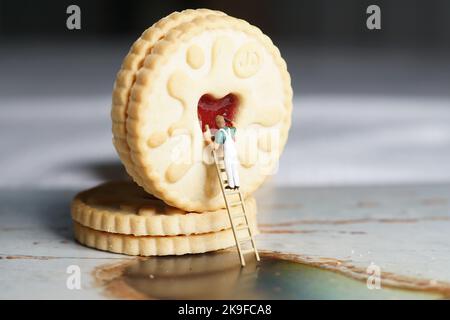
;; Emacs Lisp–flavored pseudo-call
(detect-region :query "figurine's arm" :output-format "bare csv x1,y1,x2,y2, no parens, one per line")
204,125,220,150
203,125,213,143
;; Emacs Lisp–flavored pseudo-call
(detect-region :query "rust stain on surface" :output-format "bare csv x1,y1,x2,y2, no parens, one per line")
259,216,450,228
2,254,54,260
259,229,367,235
260,229,322,234
356,201,380,208
0,226,69,232
93,260,149,300
421,197,449,206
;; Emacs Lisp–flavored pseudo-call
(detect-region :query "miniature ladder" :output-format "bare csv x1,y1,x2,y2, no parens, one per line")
212,150,260,267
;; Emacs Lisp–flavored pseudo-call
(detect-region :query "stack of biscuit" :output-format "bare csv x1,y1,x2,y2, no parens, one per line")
71,181,257,256
71,9,292,256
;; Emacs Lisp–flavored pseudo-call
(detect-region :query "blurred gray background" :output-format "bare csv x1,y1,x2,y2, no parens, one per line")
1,0,450,188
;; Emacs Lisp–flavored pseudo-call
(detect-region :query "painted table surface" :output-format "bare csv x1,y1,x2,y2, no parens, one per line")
1,44,450,298
1,183,450,299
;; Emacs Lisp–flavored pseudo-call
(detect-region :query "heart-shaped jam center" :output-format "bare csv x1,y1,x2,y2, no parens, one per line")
197,93,239,132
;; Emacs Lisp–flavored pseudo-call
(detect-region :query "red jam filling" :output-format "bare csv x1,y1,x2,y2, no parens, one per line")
197,93,239,132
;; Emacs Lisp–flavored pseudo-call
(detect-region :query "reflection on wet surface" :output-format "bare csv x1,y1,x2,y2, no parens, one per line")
95,251,440,299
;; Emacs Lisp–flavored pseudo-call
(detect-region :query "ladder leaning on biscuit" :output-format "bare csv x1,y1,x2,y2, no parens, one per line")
206,125,260,267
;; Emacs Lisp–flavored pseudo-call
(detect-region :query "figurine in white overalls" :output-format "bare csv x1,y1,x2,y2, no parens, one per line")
205,115,240,190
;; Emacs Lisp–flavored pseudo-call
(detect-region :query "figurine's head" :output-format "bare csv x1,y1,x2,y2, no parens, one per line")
215,115,226,128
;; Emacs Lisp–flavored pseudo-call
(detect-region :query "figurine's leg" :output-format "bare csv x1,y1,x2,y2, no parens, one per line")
224,158,235,188
231,160,240,188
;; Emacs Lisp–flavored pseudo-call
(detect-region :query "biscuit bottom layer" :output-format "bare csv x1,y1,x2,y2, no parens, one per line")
73,221,259,256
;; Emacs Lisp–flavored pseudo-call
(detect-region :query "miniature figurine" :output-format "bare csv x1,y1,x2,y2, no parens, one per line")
205,115,240,190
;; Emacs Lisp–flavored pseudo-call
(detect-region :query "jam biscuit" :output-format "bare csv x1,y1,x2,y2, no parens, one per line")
112,9,226,186
71,181,257,236
112,10,293,211
73,221,258,256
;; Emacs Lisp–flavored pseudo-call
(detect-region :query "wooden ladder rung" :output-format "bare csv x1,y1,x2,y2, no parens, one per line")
225,190,239,195
236,224,249,231
238,235,253,243
230,208,244,215
231,214,245,221
228,201,242,207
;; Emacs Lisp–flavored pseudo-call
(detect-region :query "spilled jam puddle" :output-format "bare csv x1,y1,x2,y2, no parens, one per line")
94,251,441,300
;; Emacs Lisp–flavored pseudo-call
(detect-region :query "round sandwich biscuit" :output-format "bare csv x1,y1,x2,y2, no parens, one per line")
73,220,258,256
112,10,292,212
71,181,257,236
